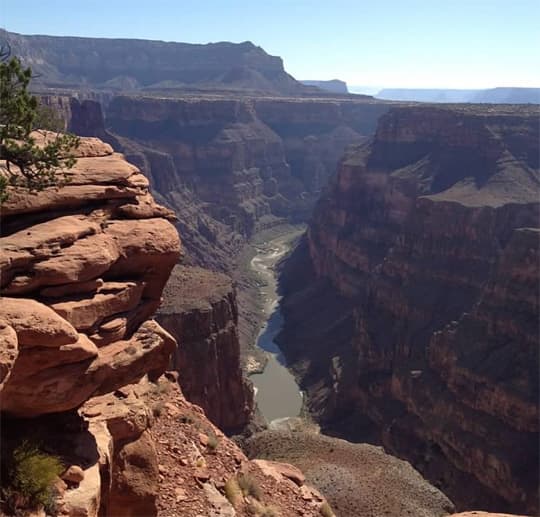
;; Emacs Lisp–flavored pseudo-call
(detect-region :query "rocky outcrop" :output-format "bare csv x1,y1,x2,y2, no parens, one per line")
246,429,455,517
57,381,161,517
3,29,307,96
0,133,184,516
0,134,180,416
149,376,333,517
278,105,540,514
157,266,254,434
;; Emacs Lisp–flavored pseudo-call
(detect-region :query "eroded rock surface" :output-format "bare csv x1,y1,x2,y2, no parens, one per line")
0,135,181,416
149,376,332,517
246,430,455,517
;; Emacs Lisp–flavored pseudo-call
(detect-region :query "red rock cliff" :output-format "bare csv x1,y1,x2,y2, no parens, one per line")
278,105,540,514
157,265,254,435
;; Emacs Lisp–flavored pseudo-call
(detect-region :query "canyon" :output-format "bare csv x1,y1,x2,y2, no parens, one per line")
83,94,389,268
0,30,537,517
14,96,536,517
277,104,539,514
0,129,456,517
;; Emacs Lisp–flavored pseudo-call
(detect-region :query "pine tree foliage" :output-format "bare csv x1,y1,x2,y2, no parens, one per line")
0,46,79,202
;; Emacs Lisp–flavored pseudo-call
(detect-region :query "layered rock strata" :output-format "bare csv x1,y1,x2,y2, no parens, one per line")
43,94,392,270
157,265,254,434
102,95,390,267
0,134,180,416
106,95,294,237
3,29,307,95
278,105,540,514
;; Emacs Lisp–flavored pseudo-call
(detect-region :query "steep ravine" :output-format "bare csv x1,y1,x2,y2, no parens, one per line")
235,228,456,516
15,97,534,517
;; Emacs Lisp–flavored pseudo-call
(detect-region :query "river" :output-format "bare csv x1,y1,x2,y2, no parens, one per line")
249,231,304,426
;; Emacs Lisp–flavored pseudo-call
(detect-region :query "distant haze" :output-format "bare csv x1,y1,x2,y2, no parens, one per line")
351,87,540,104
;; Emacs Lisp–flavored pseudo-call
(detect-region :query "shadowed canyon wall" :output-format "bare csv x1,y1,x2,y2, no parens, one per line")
157,265,254,434
278,105,540,514
47,94,392,270
103,95,391,267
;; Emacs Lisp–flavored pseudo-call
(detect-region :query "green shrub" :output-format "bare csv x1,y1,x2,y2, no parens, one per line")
0,56,80,203
5,441,63,512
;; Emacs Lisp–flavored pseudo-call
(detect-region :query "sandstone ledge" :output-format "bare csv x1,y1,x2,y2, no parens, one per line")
0,135,181,416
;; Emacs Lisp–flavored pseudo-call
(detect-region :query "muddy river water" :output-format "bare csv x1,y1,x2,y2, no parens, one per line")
249,232,304,425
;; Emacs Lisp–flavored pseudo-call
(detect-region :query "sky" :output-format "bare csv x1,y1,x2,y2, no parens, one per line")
1,0,539,89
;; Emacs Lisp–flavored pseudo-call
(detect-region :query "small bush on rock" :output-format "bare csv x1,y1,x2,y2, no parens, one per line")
238,472,262,500
207,433,219,452
152,401,165,417
3,440,63,513
247,499,280,516
224,477,242,507
259,505,280,517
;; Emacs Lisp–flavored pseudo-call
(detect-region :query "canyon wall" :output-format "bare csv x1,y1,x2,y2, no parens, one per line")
2,29,308,95
36,94,392,270
278,105,540,514
102,95,391,268
157,265,254,434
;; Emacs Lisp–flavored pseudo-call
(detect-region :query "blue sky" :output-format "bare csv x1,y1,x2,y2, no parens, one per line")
2,0,539,89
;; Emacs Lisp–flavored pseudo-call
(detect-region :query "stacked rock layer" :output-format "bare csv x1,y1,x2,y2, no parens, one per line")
0,134,181,416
